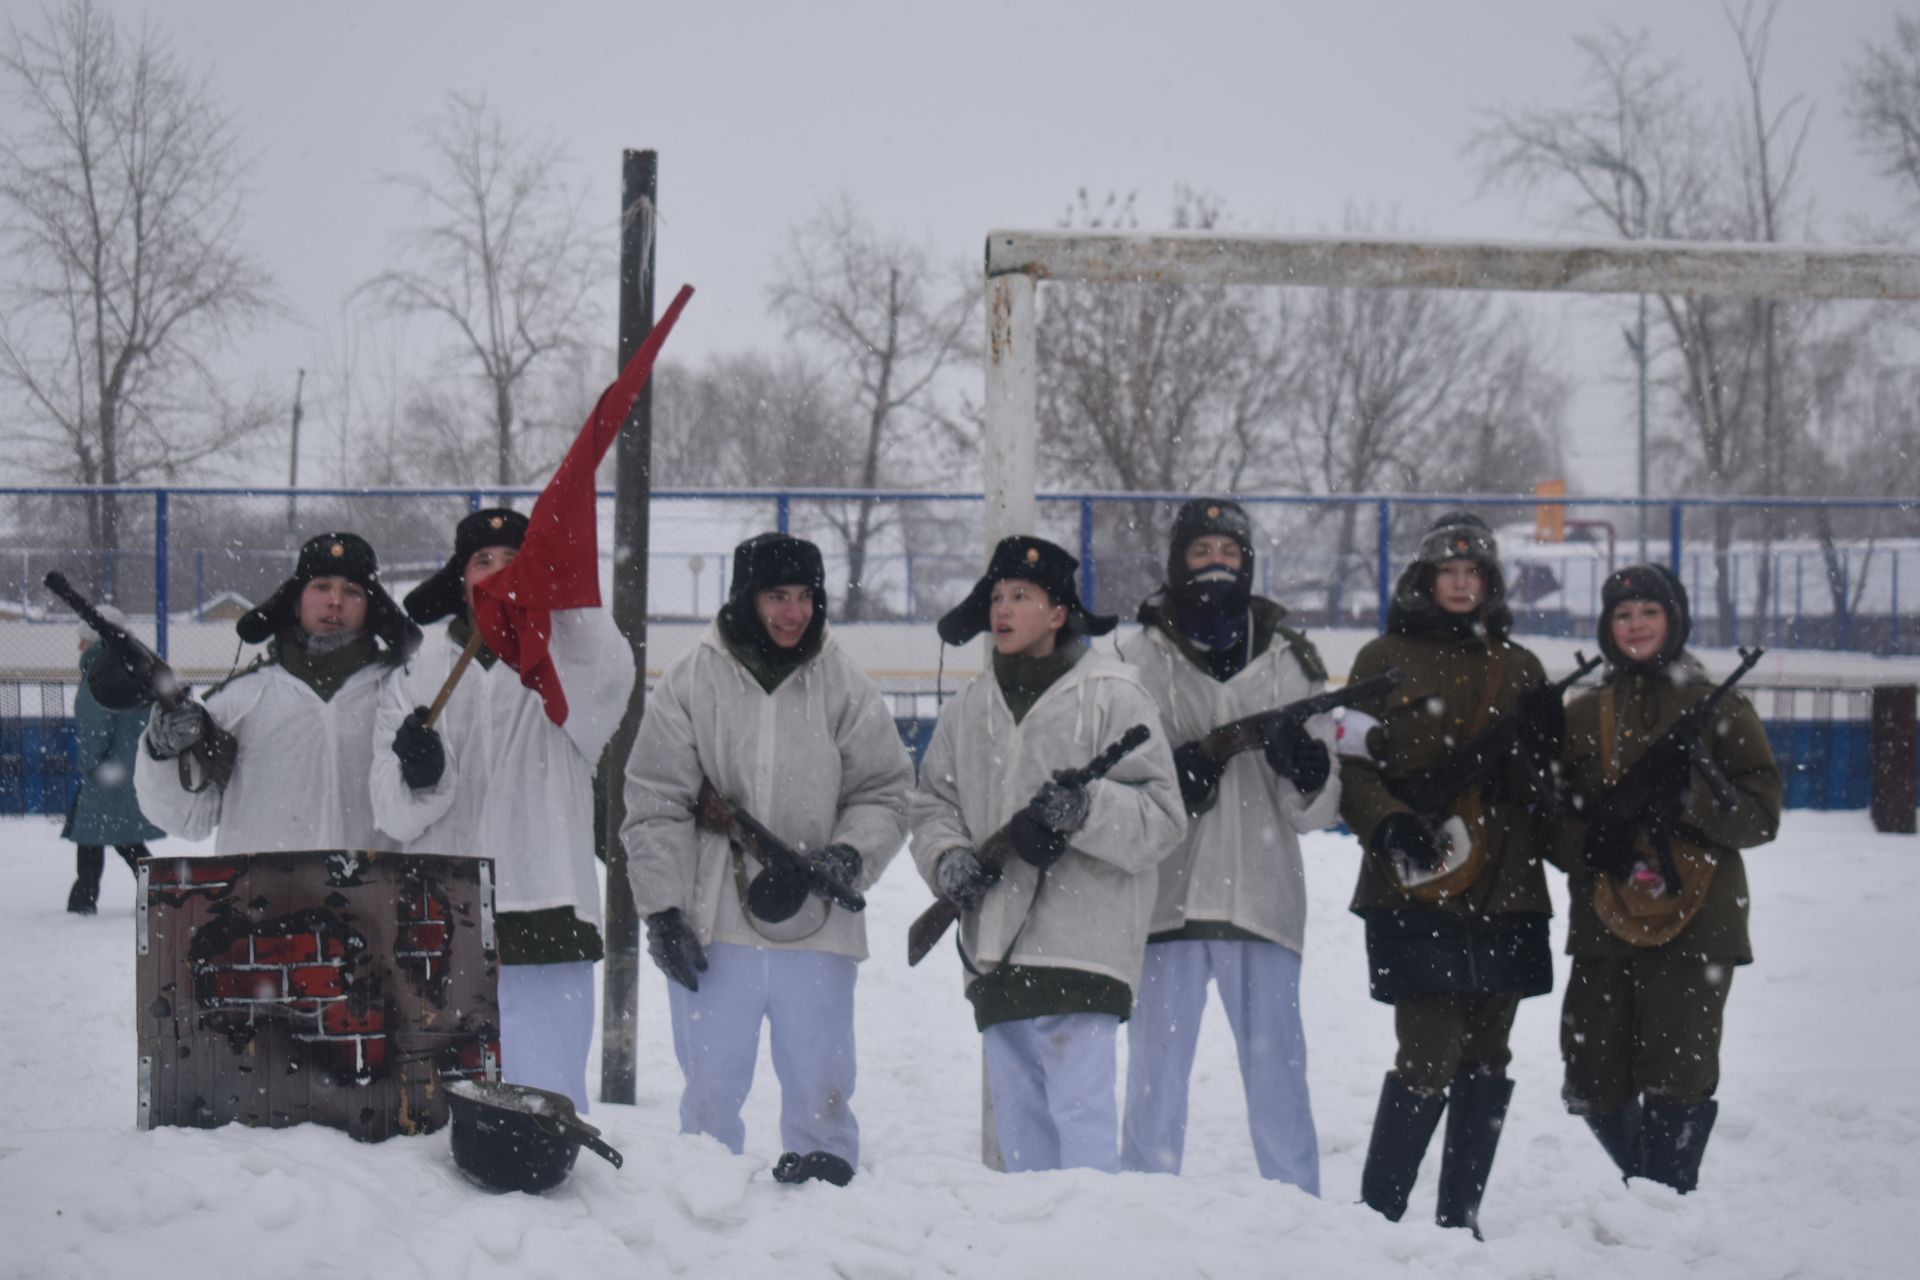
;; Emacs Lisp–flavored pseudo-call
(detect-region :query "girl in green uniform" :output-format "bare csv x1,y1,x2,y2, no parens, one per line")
1556,564,1780,1194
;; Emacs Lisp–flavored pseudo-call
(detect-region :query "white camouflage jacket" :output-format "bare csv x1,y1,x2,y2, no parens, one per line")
136,659,399,855
621,622,913,961
1114,610,1341,952
909,648,1185,991
369,610,635,930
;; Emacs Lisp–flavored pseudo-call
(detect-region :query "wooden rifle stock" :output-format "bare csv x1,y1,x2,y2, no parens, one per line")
906,724,1151,968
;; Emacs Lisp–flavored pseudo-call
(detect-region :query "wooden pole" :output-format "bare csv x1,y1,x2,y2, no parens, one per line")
421,627,485,729
1871,685,1917,835
975,268,1039,1171
599,149,657,1105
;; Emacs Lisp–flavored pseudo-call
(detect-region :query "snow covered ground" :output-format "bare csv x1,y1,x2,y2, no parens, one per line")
3,810,1915,1279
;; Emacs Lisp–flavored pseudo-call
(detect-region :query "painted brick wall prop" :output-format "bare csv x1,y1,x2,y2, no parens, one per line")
136,850,500,1143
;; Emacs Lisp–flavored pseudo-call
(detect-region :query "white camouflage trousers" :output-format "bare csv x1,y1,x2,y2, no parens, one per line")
499,959,597,1114
983,1012,1121,1173
667,942,860,1162
1121,938,1320,1193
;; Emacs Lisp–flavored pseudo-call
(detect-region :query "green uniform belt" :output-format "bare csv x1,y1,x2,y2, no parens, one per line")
964,961,1131,1032
495,906,604,965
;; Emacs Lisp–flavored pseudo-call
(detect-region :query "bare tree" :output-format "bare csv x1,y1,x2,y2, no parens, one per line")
1472,5,1830,642
1040,190,1291,493
1032,190,1293,605
651,351,852,490
0,0,279,566
1847,12,1920,212
309,314,421,486
768,196,978,619
1033,193,1560,616
1270,243,1563,618
358,93,600,487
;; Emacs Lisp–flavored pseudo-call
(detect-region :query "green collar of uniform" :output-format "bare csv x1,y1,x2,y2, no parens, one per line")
1139,593,1325,682
447,617,498,670
273,630,380,702
716,616,817,694
992,643,1082,724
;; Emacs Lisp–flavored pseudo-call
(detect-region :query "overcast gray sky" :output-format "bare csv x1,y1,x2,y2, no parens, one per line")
31,0,1918,492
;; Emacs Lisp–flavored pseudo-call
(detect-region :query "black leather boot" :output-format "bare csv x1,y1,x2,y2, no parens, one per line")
1582,1102,1643,1181
1640,1100,1716,1194
1360,1074,1448,1222
1435,1071,1515,1239
67,844,104,915
772,1150,855,1187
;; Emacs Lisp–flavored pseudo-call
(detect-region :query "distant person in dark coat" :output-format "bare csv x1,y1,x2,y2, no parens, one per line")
63,607,164,914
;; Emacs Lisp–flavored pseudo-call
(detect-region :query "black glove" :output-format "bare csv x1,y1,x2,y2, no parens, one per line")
936,846,1000,911
146,701,210,760
810,843,862,897
772,1149,855,1187
1582,818,1641,879
1517,683,1568,758
1645,743,1693,815
1370,812,1446,873
1029,778,1090,834
1010,808,1069,869
645,907,708,992
392,706,446,790
1264,719,1331,795
1172,741,1226,815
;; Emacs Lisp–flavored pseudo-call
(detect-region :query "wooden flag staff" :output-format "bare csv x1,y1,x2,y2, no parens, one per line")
422,628,487,729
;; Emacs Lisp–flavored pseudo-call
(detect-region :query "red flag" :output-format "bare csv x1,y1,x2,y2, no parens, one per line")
471,284,693,725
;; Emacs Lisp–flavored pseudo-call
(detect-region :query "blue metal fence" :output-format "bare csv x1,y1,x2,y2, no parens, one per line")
4,484,1916,656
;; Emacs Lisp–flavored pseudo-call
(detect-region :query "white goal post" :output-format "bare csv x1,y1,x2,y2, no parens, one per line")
980,228,1920,545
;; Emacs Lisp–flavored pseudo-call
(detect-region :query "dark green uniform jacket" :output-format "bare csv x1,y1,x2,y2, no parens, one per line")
63,644,167,846
1339,627,1554,1003
1556,656,1781,964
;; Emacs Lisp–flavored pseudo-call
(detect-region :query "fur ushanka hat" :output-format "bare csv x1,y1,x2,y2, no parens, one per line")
403,508,531,626
1598,562,1692,670
237,532,417,657
937,535,1117,646
1166,497,1256,614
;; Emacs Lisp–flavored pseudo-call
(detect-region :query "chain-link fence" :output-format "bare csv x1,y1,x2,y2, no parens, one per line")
3,485,1914,815
4,486,1913,655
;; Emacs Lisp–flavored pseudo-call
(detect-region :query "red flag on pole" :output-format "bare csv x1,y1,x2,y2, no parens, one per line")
471,284,693,726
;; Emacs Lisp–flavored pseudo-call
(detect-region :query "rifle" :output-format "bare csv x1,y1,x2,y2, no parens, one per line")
694,778,866,915
44,571,236,792
1388,651,1603,818
906,723,1151,968
1589,645,1765,894
1189,668,1404,766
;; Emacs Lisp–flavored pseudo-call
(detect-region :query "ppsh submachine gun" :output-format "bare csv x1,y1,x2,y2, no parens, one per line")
44,571,235,791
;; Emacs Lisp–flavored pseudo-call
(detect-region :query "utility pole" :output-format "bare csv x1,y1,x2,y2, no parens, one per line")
600,149,656,1106
286,368,306,534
